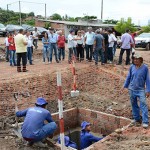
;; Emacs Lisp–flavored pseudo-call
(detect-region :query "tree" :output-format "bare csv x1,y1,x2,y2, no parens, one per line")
51,13,62,20
142,25,150,32
114,17,137,34
28,12,35,17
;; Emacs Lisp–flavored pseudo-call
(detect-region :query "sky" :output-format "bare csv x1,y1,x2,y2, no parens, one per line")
1,0,150,25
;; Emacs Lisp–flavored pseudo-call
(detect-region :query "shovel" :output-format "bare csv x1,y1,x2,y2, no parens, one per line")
13,92,22,138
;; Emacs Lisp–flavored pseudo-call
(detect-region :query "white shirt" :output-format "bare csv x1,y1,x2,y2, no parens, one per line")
33,31,40,39
68,34,74,48
85,32,95,45
4,37,9,46
108,34,117,47
24,35,33,47
76,35,84,45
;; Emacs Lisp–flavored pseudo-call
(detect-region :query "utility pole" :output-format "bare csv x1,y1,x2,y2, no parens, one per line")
19,1,22,26
7,4,9,12
101,0,103,21
45,3,47,21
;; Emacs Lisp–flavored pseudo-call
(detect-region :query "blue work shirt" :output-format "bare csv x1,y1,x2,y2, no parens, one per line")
16,106,54,139
42,37,50,48
80,131,103,149
124,64,150,92
48,33,58,43
67,141,78,149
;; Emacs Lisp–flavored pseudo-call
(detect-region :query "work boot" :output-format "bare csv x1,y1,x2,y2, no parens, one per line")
22,66,28,72
17,66,21,72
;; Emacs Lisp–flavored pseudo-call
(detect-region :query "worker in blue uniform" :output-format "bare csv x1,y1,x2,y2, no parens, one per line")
80,121,103,149
16,97,57,146
58,135,78,149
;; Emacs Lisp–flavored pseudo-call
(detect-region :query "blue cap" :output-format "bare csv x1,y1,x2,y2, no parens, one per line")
81,121,91,130
35,97,48,106
58,136,70,146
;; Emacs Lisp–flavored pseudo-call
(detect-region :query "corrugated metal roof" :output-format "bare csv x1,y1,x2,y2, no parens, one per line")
38,19,115,27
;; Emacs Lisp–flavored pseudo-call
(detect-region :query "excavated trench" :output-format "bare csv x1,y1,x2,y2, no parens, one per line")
0,65,140,149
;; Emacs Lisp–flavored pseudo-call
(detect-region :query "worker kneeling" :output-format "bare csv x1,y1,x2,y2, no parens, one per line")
16,97,57,147
80,121,103,149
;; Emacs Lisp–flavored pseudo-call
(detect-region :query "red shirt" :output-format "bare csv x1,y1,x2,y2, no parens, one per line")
8,37,16,50
58,35,65,48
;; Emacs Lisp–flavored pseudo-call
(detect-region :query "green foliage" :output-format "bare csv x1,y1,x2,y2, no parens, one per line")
103,19,118,24
44,22,51,29
24,19,35,26
28,12,35,17
51,13,62,20
114,17,137,34
142,25,150,32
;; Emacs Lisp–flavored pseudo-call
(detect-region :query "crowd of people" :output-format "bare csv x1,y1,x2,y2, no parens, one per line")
1,26,139,72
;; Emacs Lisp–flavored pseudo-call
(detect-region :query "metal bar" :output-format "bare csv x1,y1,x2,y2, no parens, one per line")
19,1,22,26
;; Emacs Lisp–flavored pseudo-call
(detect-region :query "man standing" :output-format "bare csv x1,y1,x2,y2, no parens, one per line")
67,30,81,64
25,31,33,65
48,28,59,63
80,121,103,149
14,29,27,72
93,29,105,65
123,53,150,128
118,29,134,65
16,97,57,147
85,27,95,62
102,29,109,63
33,27,40,50
107,29,117,64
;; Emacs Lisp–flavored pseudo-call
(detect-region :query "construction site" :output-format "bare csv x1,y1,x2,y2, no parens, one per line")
1,39,150,150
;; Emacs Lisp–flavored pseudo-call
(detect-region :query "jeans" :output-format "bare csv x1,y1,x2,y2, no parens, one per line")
50,43,58,62
107,47,113,61
129,90,149,124
33,39,38,49
27,47,32,64
113,44,117,56
43,46,49,62
73,47,77,58
68,48,73,62
118,48,130,65
24,122,57,142
58,47,65,60
104,44,108,63
86,44,93,60
5,46,9,61
94,48,104,64
9,50,16,65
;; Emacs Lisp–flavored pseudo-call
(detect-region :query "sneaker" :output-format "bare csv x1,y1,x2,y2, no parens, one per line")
49,61,52,64
142,123,148,128
130,120,141,127
95,62,98,65
56,60,59,63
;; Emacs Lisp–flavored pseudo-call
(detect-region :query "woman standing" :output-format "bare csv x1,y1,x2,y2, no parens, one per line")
8,33,16,66
76,30,84,62
42,33,50,63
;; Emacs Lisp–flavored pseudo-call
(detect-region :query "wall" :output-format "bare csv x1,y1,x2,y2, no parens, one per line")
78,108,131,135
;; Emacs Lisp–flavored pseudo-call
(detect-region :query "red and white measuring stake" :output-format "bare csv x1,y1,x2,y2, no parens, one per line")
57,71,65,150
71,57,79,97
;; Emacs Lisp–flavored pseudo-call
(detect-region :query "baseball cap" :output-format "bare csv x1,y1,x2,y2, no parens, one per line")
69,29,74,33
35,97,48,106
58,136,70,146
81,121,91,130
